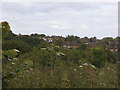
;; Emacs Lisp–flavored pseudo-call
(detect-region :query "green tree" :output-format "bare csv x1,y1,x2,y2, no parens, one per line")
65,35,80,43
78,43,87,51
4,50,18,59
55,38,64,47
91,46,107,68
0,21,10,38
14,35,42,47
3,39,31,53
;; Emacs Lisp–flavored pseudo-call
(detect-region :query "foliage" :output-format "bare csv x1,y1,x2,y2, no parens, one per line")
3,39,31,53
0,21,10,38
4,50,18,59
13,35,42,47
65,35,80,43
90,46,107,68
2,21,118,88
55,38,64,47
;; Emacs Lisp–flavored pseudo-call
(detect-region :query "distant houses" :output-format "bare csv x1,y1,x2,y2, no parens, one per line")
42,36,63,43
63,41,79,49
43,36,53,43
105,44,118,52
31,34,118,52
104,40,118,52
40,36,80,49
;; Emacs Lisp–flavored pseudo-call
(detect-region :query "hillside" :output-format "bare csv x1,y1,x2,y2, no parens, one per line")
1,21,119,88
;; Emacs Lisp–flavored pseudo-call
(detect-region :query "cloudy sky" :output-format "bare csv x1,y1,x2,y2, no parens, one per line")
1,2,118,39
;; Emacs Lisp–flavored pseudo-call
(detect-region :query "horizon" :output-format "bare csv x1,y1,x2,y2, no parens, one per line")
1,2,118,39
10,29,118,40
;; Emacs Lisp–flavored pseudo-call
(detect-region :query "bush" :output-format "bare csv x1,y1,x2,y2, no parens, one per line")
90,47,107,68
2,39,31,53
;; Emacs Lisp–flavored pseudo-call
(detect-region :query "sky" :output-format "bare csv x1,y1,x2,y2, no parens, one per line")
0,2,118,39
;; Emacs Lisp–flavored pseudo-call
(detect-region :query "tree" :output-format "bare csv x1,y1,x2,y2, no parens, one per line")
14,35,42,47
2,39,31,53
106,50,117,63
4,50,18,59
78,43,87,51
0,21,15,40
90,46,107,68
1,21,10,38
39,34,46,37
65,35,80,42
55,38,64,47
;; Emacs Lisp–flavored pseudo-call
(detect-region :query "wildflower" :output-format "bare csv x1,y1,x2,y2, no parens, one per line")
41,48,46,50
79,65,83,68
90,65,96,68
11,62,16,65
13,49,20,52
82,63,88,66
60,52,66,56
85,43,88,45
29,68,33,70
56,52,66,56
8,58,11,61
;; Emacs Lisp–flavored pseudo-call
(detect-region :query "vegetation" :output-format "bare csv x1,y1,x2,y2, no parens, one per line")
1,21,119,88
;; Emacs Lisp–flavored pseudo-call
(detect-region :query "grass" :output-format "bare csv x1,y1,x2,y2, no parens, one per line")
3,61,118,88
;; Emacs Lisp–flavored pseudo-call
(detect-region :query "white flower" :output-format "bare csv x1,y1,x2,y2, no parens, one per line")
85,43,88,45
82,63,88,66
41,48,46,50
29,68,33,70
11,62,16,65
8,58,11,61
56,52,66,56
79,65,83,68
91,65,96,68
14,49,20,52
60,53,66,56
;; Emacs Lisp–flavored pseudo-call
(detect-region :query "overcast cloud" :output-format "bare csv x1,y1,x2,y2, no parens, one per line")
1,2,118,39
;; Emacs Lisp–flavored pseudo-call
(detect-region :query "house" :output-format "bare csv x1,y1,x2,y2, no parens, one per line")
105,45,118,52
42,36,64,43
63,41,79,49
42,36,53,43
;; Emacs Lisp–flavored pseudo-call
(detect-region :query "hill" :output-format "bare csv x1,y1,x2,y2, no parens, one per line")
1,21,119,88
